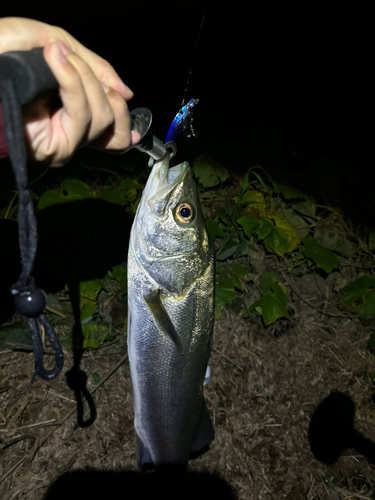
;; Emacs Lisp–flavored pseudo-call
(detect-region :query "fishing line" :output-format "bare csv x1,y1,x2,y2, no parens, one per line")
180,2,208,107
165,4,208,162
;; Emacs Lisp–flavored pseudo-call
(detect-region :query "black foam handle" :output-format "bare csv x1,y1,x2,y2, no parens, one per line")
0,47,58,105
0,47,153,143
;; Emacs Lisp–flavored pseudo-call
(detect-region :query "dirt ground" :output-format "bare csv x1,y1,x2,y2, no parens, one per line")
2,179,375,500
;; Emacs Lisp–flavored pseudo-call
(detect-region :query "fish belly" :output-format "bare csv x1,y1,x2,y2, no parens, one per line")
127,248,214,466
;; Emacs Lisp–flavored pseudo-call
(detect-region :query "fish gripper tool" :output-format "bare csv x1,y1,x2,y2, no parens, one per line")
0,47,173,379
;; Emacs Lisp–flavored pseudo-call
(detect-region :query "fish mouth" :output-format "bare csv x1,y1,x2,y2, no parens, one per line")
156,161,188,194
147,160,189,215
160,161,187,187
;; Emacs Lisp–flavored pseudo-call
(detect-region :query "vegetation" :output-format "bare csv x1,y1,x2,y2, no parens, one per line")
1,149,375,364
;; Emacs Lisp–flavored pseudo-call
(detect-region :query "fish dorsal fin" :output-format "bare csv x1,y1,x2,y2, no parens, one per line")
143,290,183,355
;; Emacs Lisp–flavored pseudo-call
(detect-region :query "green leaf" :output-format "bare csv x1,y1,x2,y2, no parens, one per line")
80,279,102,300
111,265,127,295
81,301,96,323
234,263,248,276
264,226,296,257
193,156,229,187
121,178,140,192
98,179,139,206
352,292,375,320
241,190,264,206
233,241,249,258
206,219,224,240
250,170,270,192
98,185,127,205
82,323,109,349
237,216,258,238
216,245,237,261
231,274,245,291
369,332,375,352
220,269,244,291
28,188,39,201
217,207,232,225
249,284,289,326
300,237,340,273
314,227,355,258
39,179,95,209
272,182,308,200
255,218,273,239
370,372,375,383
92,372,101,384
259,270,280,294
333,239,355,258
339,276,375,308
0,321,31,349
241,170,250,192
215,280,236,319
276,202,310,240
292,197,316,217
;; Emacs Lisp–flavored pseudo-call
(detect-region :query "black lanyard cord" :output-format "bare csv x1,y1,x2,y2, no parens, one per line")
0,76,64,381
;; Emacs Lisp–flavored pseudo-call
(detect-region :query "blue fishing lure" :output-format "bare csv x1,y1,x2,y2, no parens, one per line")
165,98,199,143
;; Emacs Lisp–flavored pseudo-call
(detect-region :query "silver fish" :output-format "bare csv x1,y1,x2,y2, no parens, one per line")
127,151,214,467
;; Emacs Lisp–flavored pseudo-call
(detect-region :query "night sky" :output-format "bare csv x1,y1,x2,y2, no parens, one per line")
0,4,372,214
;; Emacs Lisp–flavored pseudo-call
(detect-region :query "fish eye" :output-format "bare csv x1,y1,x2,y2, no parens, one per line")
175,203,194,224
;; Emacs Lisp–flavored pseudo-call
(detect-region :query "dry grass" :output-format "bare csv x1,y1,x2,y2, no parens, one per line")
1,196,375,500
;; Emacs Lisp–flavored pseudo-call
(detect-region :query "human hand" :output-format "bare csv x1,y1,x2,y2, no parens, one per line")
0,17,140,167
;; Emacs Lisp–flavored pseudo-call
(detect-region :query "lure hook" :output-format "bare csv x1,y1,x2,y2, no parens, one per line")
165,98,199,143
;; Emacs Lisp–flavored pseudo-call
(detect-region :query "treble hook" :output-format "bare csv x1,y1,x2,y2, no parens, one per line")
165,98,199,143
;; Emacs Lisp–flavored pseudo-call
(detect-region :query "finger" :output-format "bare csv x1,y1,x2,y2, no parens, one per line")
88,86,132,152
47,26,134,100
75,51,134,101
0,18,133,100
62,50,116,144
131,130,141,146
50,26,134,100
41,40,92,165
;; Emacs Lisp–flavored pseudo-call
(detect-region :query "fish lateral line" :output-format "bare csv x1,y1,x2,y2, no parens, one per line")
143,289,183,356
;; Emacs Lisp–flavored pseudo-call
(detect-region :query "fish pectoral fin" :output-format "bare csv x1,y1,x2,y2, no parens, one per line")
143,290,183,355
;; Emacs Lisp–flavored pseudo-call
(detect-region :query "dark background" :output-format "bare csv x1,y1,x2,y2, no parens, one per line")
1,3,371,187
1,3,372,320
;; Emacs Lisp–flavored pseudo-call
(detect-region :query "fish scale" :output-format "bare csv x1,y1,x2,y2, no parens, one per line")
127,153,215,467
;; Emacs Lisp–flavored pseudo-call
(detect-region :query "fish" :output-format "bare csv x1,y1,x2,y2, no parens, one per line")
165,98,199,143
127,150,215,468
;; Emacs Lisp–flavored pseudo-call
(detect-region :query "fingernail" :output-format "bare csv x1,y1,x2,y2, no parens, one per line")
49,38,71,63
125,84,134,96
101,81,110,93
131,130,141,145
119,82,133,97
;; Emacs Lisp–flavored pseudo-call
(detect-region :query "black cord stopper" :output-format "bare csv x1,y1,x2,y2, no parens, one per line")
13,287,47,317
